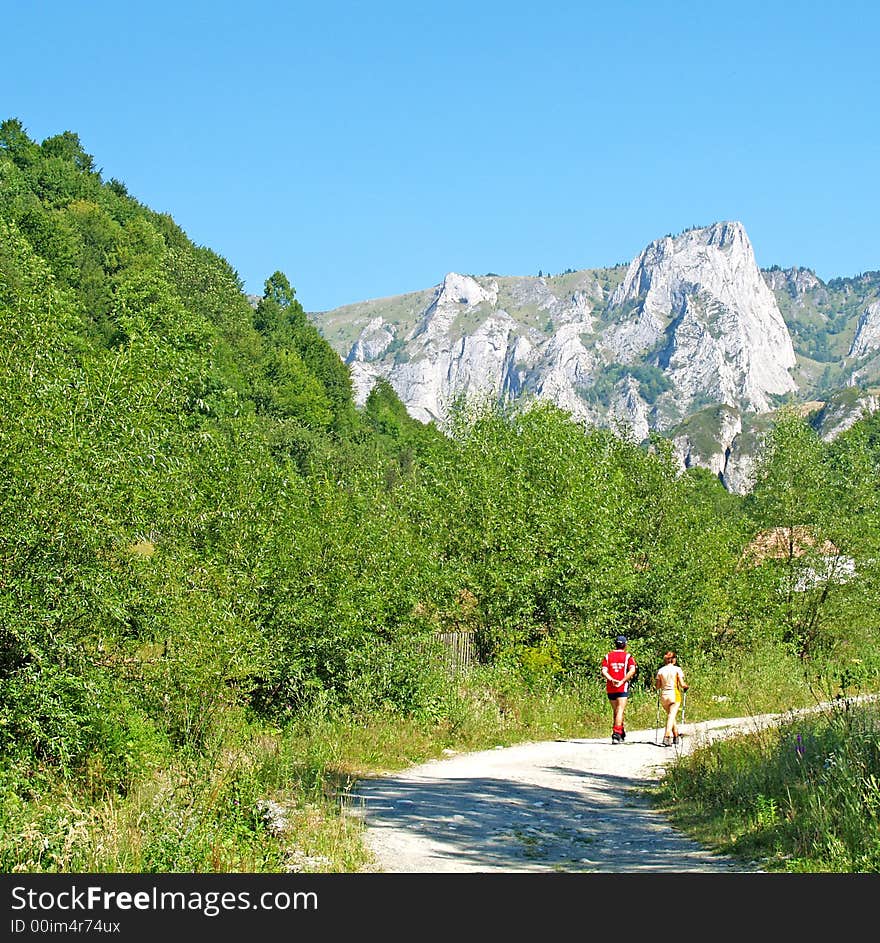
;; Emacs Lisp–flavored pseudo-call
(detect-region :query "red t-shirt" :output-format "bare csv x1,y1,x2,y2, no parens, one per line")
602,649,636,693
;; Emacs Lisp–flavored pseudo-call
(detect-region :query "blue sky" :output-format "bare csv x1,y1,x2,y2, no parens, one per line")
5,1,879,312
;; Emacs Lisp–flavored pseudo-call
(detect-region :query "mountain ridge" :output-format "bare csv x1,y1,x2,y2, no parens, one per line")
308,221,880,491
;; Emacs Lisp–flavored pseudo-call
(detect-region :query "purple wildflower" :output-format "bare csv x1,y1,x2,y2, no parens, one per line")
795,733,805,758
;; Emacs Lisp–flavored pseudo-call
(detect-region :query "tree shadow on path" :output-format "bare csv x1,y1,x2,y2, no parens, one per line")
347,739,753,873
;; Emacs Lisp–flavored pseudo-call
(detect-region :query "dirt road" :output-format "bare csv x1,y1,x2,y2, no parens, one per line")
345,712,793,873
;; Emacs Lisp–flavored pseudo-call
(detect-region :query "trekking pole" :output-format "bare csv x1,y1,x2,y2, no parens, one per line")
654,690,660,745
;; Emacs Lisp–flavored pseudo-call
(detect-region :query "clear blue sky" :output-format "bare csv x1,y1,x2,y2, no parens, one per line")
5,1,879,312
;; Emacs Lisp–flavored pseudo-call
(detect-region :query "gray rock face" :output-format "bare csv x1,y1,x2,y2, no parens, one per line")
763,267,821,296
346,270,601,424
721,439,761,496
812,390,880,441
849,302,880,359
349,315,395,362
671,405,743,479
311,221,878,491
607,222,797,414
386,274,514,423
341,222,797,434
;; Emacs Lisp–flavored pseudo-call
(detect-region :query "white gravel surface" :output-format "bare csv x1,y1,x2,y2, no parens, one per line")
346,710,811,873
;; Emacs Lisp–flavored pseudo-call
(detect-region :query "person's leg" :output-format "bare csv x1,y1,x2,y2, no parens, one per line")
661,696,675,744
666,701,680,739
610,696,626,741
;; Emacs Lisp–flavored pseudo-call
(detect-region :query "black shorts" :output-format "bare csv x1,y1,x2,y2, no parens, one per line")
607,691,628,700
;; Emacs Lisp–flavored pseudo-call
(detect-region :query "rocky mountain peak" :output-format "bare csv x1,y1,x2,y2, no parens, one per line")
605,221,797,413
610,221,749,309
762,266,822,296
435,272,497,308
314,220,878,492
413,273,499,344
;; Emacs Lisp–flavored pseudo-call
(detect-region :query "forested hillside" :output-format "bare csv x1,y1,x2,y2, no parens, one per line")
2,120,879,872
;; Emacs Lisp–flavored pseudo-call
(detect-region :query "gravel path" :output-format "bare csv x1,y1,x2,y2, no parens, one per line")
345,711,800,873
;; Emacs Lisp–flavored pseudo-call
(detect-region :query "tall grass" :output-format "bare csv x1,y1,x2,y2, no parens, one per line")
0,721,377,874
2,652,876,873
0,666,603,872
654,698,880,872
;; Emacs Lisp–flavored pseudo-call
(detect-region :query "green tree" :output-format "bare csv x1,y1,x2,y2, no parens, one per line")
0,118,40,169
743,410,870,661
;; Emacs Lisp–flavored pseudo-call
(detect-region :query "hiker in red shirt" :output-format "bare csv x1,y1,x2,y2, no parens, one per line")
601,635,637,744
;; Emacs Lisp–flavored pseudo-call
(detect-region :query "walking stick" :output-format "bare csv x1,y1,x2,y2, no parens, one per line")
654,690,660,745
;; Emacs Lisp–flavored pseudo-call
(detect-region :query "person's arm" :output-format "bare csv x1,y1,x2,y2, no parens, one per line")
678,668,688,692
655,671,662,691
623,656,636,684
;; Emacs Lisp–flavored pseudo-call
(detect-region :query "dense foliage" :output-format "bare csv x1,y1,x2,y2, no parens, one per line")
2,119,879,871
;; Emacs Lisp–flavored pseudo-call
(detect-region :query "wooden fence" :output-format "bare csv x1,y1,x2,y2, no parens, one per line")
433,630,476,675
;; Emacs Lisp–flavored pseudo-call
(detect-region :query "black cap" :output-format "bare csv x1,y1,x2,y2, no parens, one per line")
615,635,627,646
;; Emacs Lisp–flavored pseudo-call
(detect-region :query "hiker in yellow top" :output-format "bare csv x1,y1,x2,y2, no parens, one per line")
655,651,688,747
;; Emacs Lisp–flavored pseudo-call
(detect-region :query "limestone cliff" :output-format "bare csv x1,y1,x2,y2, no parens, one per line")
310,222,878,491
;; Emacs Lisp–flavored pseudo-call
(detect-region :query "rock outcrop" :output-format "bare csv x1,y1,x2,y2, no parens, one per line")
310,221,878,491
342,222,798,434
849,301,880,359
606,222,797,415
671,405,743,479
812,388,880,441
